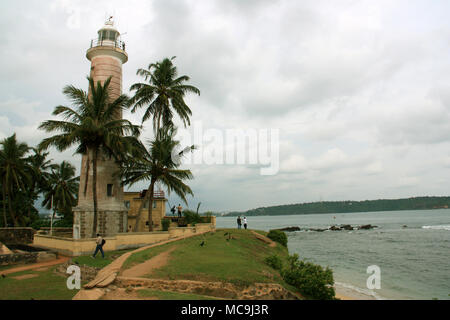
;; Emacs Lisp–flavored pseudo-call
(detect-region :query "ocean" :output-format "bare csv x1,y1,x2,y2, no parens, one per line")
216,209,450,300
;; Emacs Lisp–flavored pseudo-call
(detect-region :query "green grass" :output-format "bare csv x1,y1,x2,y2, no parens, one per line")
0,267,81,300
71,249,134,269
123,229,290,287
137,289,219,300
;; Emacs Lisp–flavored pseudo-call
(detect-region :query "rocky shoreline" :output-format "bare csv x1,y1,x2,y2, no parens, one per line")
276,224,378,232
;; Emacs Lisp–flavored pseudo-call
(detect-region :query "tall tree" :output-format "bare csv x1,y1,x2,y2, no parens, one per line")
121,125,194,232
0,134,32,227
130,57,200,136
24,149,57,224
41,161,79,234
39,77,141,237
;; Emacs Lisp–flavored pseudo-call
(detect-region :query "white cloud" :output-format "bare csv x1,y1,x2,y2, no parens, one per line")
1,0,450,211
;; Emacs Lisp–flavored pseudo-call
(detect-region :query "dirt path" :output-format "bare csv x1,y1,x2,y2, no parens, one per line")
251,231,276,247
75,232,212,299
121,247,177,278
0,256,70,276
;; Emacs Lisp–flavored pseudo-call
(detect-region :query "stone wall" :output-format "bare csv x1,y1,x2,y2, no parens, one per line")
0,251,57,266
34,221,216,256
73,210,127,239
0,228,34,245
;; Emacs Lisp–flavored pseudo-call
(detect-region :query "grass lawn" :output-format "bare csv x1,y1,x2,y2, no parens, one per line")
71,248,135,269
0,266,81,300
137,289,219,300
123,229,291,288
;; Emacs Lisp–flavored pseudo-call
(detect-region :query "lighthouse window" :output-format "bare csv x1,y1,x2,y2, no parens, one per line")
99,30,117,41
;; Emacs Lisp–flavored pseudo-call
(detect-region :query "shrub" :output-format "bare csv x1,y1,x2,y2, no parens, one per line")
31,218,51,230
183,210,203,225
265,255,283,271
161,218,171,231
281,254,335,300
203,211,214,223
267,229,288,247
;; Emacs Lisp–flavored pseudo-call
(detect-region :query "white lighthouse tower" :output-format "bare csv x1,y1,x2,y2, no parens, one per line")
73,18,128,239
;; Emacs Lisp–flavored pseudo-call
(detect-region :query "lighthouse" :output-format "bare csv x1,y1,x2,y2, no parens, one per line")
73,18,128,239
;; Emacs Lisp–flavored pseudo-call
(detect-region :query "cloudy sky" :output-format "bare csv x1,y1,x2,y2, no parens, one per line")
1,0,450,212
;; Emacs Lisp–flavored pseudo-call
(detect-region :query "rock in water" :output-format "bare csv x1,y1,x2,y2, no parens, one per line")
358,224,377,230
277,227,301,232
329,226,341,231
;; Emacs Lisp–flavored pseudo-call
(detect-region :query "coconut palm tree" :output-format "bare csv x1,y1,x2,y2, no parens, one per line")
38,77,141,237
0,134,32,227
129,57,200,136
23,149,57,223
121,125,194,232
41,161,79,235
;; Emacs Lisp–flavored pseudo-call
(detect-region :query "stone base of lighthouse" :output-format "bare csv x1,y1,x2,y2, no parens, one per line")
73,209,127,239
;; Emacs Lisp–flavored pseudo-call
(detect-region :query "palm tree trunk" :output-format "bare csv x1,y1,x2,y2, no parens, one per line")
92,148,98,238
7,190,18,227
83,152,90,196
2,181,7,227
147,178,155,232
51,207,56,236
132,186,151,232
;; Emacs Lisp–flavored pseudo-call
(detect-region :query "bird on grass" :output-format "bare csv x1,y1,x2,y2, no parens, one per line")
224,232,229,236
200,241,205,247
1,274,5,278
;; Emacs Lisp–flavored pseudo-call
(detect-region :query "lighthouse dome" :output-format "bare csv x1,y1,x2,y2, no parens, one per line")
98,18,120,42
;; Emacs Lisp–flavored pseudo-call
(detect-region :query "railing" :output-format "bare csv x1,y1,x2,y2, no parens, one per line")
89,38,126,51
138,190,165,199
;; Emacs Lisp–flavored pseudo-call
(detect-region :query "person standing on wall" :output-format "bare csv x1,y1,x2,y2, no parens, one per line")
237,216,242,229
171,205,176,216
177,204,183,218
92,233,105,259
243,217,248,230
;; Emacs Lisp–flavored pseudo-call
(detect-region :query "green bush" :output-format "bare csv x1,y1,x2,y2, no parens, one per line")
267,229,288,247
183,210,203,225
264,255,283,271
161,218,171,231
31,218,51,230
203,211,214,223
281,254,335,300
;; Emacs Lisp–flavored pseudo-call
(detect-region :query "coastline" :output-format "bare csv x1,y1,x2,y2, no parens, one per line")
334,282,380,300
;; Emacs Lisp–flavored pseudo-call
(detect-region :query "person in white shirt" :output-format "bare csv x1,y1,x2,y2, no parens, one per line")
243,217,248,230
92,233,105,258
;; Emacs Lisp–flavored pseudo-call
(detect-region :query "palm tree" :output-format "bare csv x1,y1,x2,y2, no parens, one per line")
24,149,57,223
121,125,194,232
0,134,32,227
42,161,79,235
130,57,200,136
39,77,141,237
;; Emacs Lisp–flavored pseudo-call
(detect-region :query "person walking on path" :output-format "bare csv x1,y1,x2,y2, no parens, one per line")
177,204,183,218
243,217,248,230
237,216,242,229
92,234,105,258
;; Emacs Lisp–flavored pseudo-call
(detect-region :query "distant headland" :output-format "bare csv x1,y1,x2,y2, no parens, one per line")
224,196,450,217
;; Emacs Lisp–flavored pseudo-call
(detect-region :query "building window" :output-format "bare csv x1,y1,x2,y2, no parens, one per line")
124,201,130,209
143,200,148,209
153,201,157,209
107,184,113,197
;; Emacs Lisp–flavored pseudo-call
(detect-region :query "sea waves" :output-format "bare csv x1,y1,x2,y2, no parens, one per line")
422,225,450,231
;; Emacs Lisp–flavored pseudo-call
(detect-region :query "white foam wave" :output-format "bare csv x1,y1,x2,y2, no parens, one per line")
335,282,387,300
422,225,450,231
